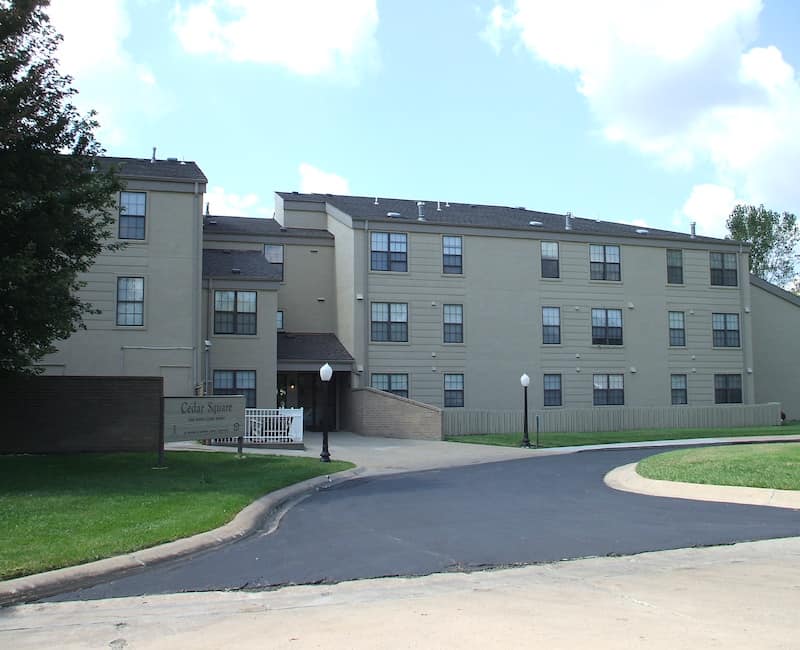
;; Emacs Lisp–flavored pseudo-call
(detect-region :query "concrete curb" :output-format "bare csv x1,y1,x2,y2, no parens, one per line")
605,462,800,510
0,466,364,607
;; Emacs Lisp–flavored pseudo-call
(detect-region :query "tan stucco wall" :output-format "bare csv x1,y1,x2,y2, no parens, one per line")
41,185,203,396
750,281,800,420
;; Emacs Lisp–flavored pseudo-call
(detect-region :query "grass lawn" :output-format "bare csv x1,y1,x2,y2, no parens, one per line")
0,451,353,581
637,442,800,490
445,423,800,448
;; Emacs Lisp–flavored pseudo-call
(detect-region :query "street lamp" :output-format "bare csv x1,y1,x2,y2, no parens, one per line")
319,363,333,462
520,373,531,448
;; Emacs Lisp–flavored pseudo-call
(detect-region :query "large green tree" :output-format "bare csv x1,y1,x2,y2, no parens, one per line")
0,0,121,375
727,204,799,286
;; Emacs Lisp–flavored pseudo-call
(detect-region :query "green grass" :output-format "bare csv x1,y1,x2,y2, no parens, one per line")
0,452,353,580
637,443,800,490
445,423,800,448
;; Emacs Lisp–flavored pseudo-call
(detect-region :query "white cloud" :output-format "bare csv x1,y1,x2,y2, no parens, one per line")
299,163,350,194
47,0,171,150
680,184,739,237
172,0,379,81
485,1,800,215
204,185,273,218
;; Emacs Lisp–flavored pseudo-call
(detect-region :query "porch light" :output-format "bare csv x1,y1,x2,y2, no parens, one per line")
319,363,333,462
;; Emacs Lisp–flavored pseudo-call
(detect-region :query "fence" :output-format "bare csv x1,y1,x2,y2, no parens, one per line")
443,402,782,436
211,408,303,445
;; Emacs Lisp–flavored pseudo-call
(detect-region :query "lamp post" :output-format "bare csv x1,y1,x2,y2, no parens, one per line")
520,373,531,448
319,363,333,462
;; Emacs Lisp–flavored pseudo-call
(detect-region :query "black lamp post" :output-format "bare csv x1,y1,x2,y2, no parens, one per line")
520,373,531,448
319,363,332,462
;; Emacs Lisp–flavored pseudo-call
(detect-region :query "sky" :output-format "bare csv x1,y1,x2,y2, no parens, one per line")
46,0,800,238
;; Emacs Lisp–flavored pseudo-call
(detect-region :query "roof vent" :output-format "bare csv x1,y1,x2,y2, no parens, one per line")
635,228,649,234
387,211,402,218
417,216,426,222
445,201,450,207
529,220,543,227
208,219,217,225
232,268,241,274
565,211,572,231
150,146,156,163
374,197,379,205
690,222,697,239
417,201,425,218
167,157,178,161
437,201,442,211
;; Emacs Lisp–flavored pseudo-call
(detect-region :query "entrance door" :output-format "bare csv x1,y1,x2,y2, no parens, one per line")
277,371,338,431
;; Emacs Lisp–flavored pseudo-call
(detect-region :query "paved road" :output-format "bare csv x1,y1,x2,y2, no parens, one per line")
49,447,800,602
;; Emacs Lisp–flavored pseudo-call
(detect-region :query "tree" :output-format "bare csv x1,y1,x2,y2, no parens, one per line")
727,204,799,286
0,0,121,375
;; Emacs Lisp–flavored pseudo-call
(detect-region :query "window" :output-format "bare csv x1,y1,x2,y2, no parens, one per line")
443,236,463,274
591,308,623,345
710,252,737,286
214,291,257,335
371,232,407,272
541,242,559,278
668,311,685,346
116,277,144,326
590,244,621,281
371,302,408,342
667,249,683,284
444,374,464,407
714,374,742,404
671,374,688,405
443,304,463,343
371,373,409,398
119,191,145,240
543,374,562,406
214,370,256,408
264,245,284,281
712,313,740,347
593,374,624,406
542,307,561,344
276,310,284,330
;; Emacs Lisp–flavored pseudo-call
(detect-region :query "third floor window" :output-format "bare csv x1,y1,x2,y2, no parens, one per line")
541,241,559,278
215,290,257,335
443,236,462,274
710,252,737,286
119,191,146,240
667,249,683,284
590,244,621,281
264,244,284,281
371,232,407,272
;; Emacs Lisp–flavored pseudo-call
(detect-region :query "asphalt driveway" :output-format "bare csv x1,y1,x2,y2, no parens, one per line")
48,446,800,602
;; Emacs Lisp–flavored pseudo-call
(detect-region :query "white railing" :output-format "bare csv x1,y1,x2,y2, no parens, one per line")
211,408,304,445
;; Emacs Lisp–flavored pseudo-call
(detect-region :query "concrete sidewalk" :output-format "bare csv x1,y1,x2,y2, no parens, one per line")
1,432,799,606
3,537,799,649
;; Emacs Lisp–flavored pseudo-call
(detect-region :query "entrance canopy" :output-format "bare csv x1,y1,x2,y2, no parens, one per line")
277,332,354,372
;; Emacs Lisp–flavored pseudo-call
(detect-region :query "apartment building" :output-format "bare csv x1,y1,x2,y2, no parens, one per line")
39,157,207,396
39,155,800,426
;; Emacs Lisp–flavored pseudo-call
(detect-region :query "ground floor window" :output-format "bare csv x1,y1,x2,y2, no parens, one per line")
444,374,464,407
371,373,409,398
214,370,256,408
593,374,624,406
714,374,742,404
543,373,562,406
671,374,687,405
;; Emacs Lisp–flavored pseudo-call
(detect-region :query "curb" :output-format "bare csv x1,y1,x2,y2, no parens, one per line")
605,462,800,510
0,466,364,607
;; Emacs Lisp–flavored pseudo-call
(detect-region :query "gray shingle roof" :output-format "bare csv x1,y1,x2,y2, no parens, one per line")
202,249,282,281
749,274,800,307
203,215,332,239
98,156,207,183
277,333,354,363
276,192,736,245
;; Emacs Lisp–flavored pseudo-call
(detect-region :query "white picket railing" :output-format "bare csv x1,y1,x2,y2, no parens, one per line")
211,408,304,445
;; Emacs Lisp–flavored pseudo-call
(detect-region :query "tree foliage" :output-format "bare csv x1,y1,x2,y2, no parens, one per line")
0,0,121,375
727,204,799,286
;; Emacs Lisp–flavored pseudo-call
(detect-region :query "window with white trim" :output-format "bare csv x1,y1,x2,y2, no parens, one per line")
119,191,145,240
444,374,464,407
371,373,409,398
714,374,742,404
371,302,408,342
668,311,685,346
543,374,562,406
116,277,144,326
264,245,284,281
667,249,683,284
443,236,462,274
671,374,687,405
710,252,737,286
591,308,623,345
712,313,740,347
541,242,559,278
443,304,463,343
371,232,407,272
590,244,621,281
214,290,257,335
542,307,561,344
593,374,624,406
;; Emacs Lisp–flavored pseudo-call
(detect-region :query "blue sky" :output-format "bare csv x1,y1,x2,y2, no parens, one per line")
48,1,800,238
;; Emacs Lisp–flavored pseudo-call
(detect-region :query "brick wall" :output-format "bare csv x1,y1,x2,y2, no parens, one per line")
343,387,442,440
0,376,163,453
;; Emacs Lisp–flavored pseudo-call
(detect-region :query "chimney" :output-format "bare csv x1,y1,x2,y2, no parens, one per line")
417,201,425,218
565,211,572,231
151,146,156,163
690,222,696,239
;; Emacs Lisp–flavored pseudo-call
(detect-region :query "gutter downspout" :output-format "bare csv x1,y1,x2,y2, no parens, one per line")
192,181,201,394
740,248,755,404
206,277,213,395
362,219,370,388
